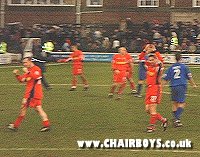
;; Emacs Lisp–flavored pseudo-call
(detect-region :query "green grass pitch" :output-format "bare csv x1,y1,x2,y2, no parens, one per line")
0,62,200,157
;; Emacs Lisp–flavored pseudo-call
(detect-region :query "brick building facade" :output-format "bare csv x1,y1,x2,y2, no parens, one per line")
0,0,200,27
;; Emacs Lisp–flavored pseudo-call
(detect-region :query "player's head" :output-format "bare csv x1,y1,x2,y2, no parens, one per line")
175,52,182,62
33,38,41,45
71,44,78,51
118,47,127,55
22,57,34,68
148,54,157,65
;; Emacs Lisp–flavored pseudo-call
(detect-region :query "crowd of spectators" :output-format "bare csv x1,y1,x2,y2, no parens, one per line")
0,19,200,54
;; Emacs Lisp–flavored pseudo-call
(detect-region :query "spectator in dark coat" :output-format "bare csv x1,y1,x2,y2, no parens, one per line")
32,39,52,90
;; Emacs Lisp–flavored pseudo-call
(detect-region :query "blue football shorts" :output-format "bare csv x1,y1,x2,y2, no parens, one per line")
139,63,146,80
171,85,187,103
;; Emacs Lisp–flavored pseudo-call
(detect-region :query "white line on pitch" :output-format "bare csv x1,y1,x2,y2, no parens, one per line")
0,65,23,69
0,63,68,69
1,63,200,69
0,83,200,88
0,83,198,97
188,66,200,69
0,83,110,87
163,92,198,97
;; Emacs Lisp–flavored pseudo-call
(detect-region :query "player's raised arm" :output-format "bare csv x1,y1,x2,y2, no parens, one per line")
13,69,29,83
57,57,72,63
138,51,147,61
155,51,164,63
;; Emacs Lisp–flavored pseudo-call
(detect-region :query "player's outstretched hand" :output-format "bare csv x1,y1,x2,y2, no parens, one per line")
146,44,156,54
13,69,19,75
143,44,150,52
57,59,66,63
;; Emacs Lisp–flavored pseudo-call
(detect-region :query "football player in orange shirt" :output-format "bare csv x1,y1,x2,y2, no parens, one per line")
145,54,167,133
58,45,89,91
108,47,128,99
8,57,50,132
135,44,164,98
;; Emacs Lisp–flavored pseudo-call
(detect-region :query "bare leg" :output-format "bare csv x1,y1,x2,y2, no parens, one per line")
35,105,50,131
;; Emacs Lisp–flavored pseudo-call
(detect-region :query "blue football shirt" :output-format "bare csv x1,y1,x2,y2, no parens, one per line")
163,63,192,87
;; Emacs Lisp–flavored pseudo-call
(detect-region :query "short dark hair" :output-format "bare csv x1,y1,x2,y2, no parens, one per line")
71,44,78,49
175,52,182,62
23,57,32,61
148,54,156,58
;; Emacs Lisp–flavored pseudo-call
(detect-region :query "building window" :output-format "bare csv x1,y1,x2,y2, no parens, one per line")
63,0,75,5
9,0,21,4
193,0,200,7
50,0,59,5
87,0,103,7
7,0,76,6
138,0,159,7
37,0,46,4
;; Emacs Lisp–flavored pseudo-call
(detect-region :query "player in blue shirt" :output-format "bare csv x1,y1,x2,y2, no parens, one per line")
162,53,197,127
